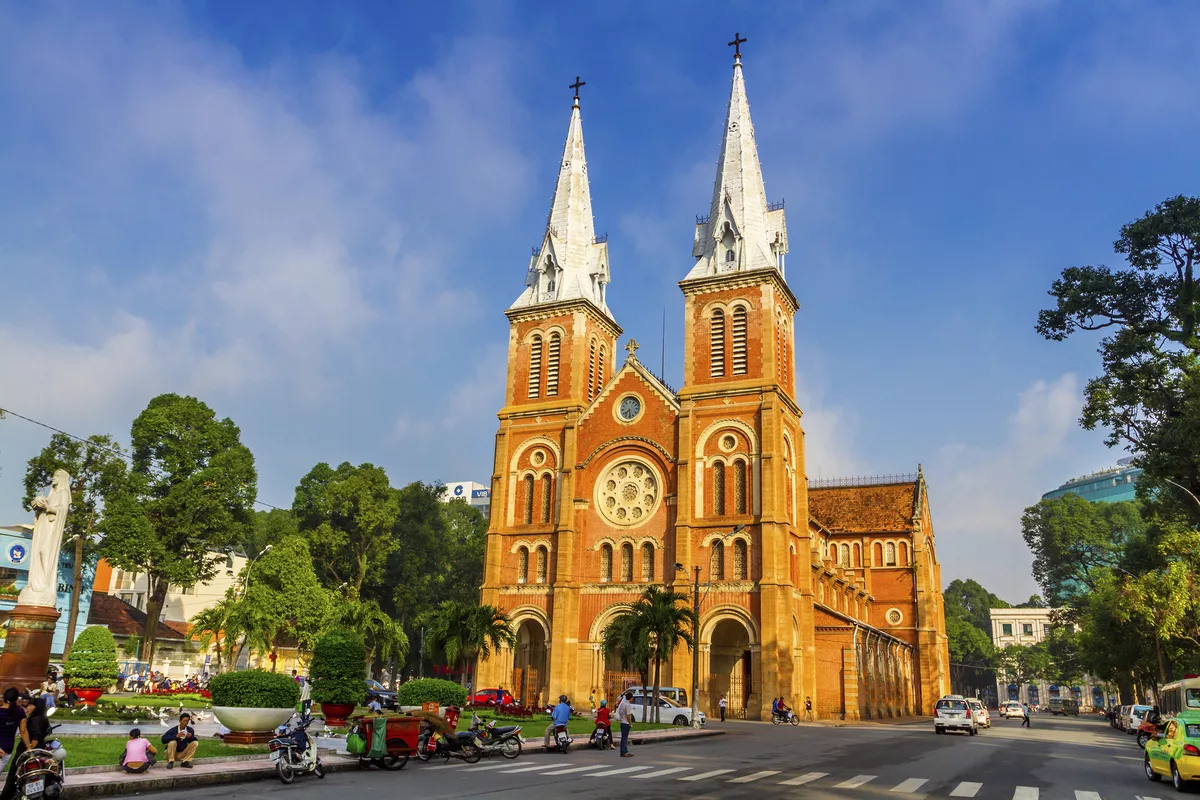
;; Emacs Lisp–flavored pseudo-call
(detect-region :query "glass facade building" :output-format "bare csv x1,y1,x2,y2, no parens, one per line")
1041,460,1141,504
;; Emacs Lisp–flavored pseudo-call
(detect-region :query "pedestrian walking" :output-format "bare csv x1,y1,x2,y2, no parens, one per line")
616,691,635,758
589,689,596,715
718,694,727,722
804,697,814,721
299,676,312,718
1021,703,1031,728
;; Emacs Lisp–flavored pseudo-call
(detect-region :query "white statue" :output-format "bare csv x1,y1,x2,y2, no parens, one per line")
19,469,70,607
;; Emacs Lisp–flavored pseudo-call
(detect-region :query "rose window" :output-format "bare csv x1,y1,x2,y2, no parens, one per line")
597,460,661,527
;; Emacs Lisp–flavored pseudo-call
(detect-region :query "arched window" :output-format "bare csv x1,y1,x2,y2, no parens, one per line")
588,341,597,401
710,309,726,377
541,474,553,523
840,544,850,568
536,546,548,583
600,544,612,583
899,541,909,566
732,306,747,375
522,475,534,524
873,542,883,565
725,248,735,263
528,335,542,398
829,543,837,562
711,540,725,580
853,543,862,568
547,333,561,396
733,460,747,514
598,345,606,388
886,542,897,566
641,543,654,582
713,462,726,516
621,543,634,583
517,547,528,584
733,539,747,580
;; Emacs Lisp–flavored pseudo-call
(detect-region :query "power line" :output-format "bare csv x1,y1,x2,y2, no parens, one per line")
0,405,286,511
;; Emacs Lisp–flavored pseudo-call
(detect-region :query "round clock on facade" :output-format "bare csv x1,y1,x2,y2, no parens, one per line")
618,395,641,421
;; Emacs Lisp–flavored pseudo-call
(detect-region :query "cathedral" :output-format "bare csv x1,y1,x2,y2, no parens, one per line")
476,44,950,721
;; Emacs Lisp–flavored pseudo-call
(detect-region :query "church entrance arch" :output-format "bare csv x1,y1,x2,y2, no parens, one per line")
513,619,548,709
704,614,757,719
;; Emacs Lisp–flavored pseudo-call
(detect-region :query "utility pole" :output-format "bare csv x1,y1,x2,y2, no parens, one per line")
690,564,701,729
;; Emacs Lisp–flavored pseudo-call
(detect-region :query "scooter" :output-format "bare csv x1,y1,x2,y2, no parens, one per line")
416,721,483,763
16,713,64,800
552,724,572,753
269,715,324,784
468,714,523,759
589,721,612,750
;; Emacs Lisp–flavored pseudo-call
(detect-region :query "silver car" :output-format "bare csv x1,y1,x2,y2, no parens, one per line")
934,696,977,736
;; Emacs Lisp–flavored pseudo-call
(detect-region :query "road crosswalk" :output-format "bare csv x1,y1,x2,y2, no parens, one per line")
449,759,1142,798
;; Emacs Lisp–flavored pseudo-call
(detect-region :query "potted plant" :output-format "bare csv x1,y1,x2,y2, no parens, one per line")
210,669,300,743
310,629,367,727
63,626,120,706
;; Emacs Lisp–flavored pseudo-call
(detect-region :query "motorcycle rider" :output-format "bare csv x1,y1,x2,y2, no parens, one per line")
593,700,613,749
543,695,572,748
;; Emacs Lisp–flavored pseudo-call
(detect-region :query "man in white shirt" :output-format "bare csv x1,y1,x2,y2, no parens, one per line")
719,694,727,722
615,691,635,757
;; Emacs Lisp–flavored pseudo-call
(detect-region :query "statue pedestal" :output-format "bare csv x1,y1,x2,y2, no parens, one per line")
0,605,60,693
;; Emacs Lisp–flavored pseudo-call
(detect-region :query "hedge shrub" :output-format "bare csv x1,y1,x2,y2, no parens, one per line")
63,626,120,690
310,629,367,706
209,669,299,709
396,678,468,708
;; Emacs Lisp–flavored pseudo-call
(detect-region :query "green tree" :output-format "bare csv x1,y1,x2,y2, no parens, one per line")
438,499,488,607
100,394,257,668
943,578,1010,631
600,612,651,722
244,509,297,560
232,536,330,669
633,586,695,723
421,601,515,687
23,432,128,657
386,482,451,624
326,597,409,673
945,614,997,695
191,594,239,673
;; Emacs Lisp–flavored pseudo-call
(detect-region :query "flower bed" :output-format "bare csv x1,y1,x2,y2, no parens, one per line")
141,688,212,698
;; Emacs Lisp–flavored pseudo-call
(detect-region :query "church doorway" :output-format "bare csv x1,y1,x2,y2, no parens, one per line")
512,619,548,709
708,618,754,718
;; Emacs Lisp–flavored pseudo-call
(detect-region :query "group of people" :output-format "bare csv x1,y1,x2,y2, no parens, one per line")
544,692,639,758
119,671,208,694
0,687,55,800
768,696,814,722
118,713,198,773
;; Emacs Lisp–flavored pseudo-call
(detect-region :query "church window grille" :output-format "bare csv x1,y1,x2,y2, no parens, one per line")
528,335,542,398
641,543,654,582
598,345,606,388
588,341,597,401
732,306,748,375
840,544,850,567
600,544,612,583
886,542,897,566
541,474,553,523
733,460,747,514
621,543,634,583
547,333,560,396
710,310,726,377
710,541,725,580
713,462,726,516
522,475,534,524
517,548,528,584
733,539,747,580
536,546,547,583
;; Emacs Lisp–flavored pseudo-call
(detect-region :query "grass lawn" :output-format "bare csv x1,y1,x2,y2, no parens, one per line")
59,737,266,768
103,694,211,708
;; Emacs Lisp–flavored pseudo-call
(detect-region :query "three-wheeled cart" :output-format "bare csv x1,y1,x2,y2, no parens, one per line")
351,715,421,770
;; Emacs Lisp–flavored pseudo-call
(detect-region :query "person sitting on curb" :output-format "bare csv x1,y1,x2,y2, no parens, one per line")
161,712,198,768
121,728,157,774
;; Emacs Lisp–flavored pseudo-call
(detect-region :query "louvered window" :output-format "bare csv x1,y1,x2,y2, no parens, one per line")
600,544,612,583
713,462,726,516
536,547,547,583
710,310,725,377
517,548,528,584
641,543,654,582
733,539,747,580
734,460,747,514
621,544,634,583
528,335,542,398
711,541,725,580
541,474,552,523
588,341,597,401
547,333,560,396
732,306,747,375
598,345,606,388
523,475,534,524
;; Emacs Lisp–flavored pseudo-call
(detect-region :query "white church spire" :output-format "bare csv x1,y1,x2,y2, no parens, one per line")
510,78,612,319
685,35,789,281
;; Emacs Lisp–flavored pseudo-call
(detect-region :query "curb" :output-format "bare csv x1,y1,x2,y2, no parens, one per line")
65,756,361,798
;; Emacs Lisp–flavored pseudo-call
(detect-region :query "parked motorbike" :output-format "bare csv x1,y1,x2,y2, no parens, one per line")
269,715,325,784
552,724,572,753
468,714,522,759
589,721,612,750
16,717,65,800
416,722,483,763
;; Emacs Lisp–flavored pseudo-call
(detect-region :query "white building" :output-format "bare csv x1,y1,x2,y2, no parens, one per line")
99,552,248,623
989,607,1114,709
441,481,491,519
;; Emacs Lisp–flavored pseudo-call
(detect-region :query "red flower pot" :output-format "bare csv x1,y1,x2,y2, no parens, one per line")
75,689,104,707
321,702,355,727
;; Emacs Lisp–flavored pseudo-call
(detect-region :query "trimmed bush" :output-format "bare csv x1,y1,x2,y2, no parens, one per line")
396,678,468,708
310,629,367,706
63,626,120,690
209,669,299,709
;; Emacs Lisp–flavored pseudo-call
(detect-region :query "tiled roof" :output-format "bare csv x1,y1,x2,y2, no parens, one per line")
86,594,187,640
808,482,917,533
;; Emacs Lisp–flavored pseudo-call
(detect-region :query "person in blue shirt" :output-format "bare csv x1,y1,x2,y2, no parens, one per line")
543,694,572,748
771,697,779,719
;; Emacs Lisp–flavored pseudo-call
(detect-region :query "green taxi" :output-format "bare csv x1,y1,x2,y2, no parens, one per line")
1144,710,1200,790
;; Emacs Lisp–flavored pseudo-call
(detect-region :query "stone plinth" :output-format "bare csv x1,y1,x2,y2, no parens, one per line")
0,605,61,693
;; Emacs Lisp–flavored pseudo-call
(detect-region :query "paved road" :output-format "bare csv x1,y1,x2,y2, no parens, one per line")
134,713,1161,800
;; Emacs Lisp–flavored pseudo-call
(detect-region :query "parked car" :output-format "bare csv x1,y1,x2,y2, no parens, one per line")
365,679,397,709
934,695,977,736
625,686,688,707
968,698,991,729
628,694,705,726
1118,705,1133,731
1128,705,1155,735
1000,701,1024,719
1143,710,1200,790
470,688,516,707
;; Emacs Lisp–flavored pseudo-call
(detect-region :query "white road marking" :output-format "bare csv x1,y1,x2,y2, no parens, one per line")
679,769,736,781
835,775,878,789
1014,788,1039,800
633,767,692,779
780,772,829,786
461,763,519,772
1075,792,1102,800
583,765,651,777
540,765,608,776
1137,796,1162,800
891,778,929,793
499,763,560,774
729,770,781,783
951,782,983,797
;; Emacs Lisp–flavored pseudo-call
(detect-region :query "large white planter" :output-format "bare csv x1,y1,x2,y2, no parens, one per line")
212,706,294,733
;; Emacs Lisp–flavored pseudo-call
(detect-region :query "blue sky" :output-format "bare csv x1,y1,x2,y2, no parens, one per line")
2,0,1198,602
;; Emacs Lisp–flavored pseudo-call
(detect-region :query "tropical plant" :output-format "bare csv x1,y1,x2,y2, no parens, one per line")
233,536,330,668
632,586,695,723
209,669,299,708
601,611,651,722
190,595,239,673
325,598,408,669
309,629,368,706
421,601,515,686
63,626,120,690
395,678,468,708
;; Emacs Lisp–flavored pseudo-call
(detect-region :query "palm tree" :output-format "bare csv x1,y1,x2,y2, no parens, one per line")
327,598,410,671
191,593,240,672
636,586,695,723
422,601,516,687
600,609,652,721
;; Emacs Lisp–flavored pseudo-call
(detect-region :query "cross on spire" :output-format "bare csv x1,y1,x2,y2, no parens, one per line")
625,338,640,358
570,76,586,102
728,32,747,59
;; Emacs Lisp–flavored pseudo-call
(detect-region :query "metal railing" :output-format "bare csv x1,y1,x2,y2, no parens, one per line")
768,199,786,212
807,473,918,489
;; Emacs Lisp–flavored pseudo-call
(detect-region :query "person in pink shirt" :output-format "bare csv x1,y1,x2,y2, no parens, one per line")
121,728,157,774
